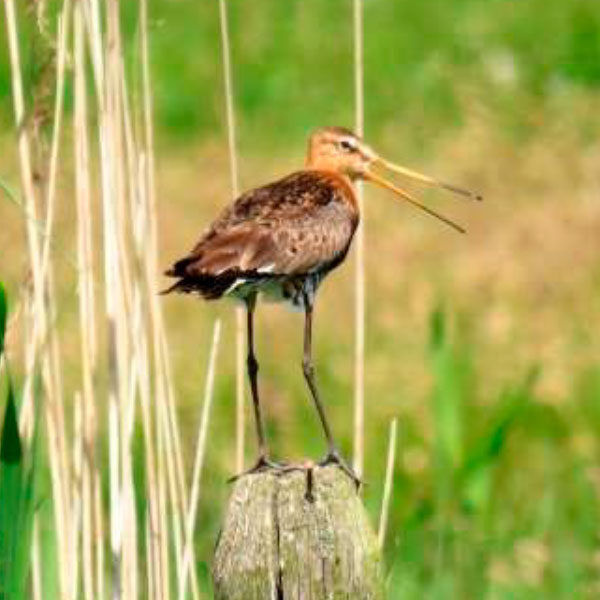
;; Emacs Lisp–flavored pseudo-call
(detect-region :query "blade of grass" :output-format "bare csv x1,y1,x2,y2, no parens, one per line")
429,308,464,487
178,320,222,600
378,418,398,549
428,308,464,577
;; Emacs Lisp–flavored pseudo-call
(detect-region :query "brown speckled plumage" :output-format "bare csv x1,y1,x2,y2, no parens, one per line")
164,169,359,307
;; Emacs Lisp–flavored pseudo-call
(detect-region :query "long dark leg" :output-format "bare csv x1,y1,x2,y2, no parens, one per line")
246,294,268,460
302,293,361,488
229,295,287,481
302,294,335,451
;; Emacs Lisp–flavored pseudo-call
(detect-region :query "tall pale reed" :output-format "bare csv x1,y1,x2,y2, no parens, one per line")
353,0,366,479
3,1,220,598
218,0,246,474
4,0,71,596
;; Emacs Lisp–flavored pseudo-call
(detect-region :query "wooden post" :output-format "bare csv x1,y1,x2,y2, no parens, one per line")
213,465,383,600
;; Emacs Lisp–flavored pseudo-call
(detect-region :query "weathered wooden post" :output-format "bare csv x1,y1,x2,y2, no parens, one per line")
213,465,383,599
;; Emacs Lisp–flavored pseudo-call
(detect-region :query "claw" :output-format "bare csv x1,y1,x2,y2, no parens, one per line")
228,455,288,483
318,449,363,490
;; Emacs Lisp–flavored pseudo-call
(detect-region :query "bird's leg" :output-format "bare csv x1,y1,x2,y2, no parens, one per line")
231,294,286,480
301,293,362,489
246,295,268,459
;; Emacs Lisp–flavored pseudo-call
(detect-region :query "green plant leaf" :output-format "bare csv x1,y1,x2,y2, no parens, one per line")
0,385,23,599
0,281,6,357
0,384,21,465
0,383,35,600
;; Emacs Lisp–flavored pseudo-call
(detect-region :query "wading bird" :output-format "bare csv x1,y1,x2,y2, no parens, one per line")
163,126,480,485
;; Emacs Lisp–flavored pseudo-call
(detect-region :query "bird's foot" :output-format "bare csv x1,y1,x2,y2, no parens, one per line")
228,455,290,483
319,449,363,490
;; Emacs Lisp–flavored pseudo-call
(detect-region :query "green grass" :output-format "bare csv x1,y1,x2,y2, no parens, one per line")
2,0,600,148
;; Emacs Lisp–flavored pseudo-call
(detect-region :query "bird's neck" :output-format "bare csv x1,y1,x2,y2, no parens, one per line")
305,168,360,219
305,155,354,183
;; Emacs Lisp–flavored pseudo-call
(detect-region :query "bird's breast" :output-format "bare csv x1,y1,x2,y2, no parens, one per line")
315,170,360,224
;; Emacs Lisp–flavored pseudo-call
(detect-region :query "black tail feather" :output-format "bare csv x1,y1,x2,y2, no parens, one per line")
160,272,238,300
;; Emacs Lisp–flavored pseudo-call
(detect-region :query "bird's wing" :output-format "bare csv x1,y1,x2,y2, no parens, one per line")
166,171,357,279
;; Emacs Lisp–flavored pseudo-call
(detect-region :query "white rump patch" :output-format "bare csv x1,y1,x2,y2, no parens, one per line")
257,263,276,274
224,278,249,296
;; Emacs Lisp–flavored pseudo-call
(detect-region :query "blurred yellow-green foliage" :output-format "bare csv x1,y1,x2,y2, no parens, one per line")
2,0,600,597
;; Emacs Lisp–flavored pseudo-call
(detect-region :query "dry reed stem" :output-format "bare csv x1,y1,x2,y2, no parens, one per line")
87,0,135,595
217,0,245,473
71,393,84,600
41,5,75,598
94,469,105,600
3,0,42,282
117,69,143,600
135,1,201,594
46,266,71,564
137,0,188,527
145,519,155,600
135,317,162,600
4,1,72,596
6,1,216,598
157,409,171,600
136,37,201,600
378,418,398,549
74,4,98,597
19,298,36,440
4,0,46,445
157,313,201,600
78,7,112,600
117,3,174,596
178,320,222,600
353,0,366,479
40,0,71,286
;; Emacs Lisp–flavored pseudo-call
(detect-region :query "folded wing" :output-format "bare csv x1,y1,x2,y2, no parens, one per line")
163,171,357,299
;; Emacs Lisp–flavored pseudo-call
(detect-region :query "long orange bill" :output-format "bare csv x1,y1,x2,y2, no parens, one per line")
364,168,466,234
376,158,483,201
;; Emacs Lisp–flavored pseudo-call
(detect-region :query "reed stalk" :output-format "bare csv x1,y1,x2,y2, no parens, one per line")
3,1,234,597
218,0,246,474
178,320,222,600
353,0,366,479
71,393,84,600
94,469,105,600
73,4,98,598
4,1,71,596
31,517,42,600
137,0,202,594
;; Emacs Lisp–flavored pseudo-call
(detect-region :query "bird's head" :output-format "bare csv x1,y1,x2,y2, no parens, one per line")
306,126,481,233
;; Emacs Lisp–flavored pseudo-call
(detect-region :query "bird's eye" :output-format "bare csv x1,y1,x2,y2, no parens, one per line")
339,140,354,152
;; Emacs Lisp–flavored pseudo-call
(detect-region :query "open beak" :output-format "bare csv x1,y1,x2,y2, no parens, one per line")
363,154,482,234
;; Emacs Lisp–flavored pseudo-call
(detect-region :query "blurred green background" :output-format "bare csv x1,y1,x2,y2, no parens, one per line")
2,0,600,597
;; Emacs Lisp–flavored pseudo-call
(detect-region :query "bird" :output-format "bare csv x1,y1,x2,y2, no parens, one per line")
163,126,481,485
